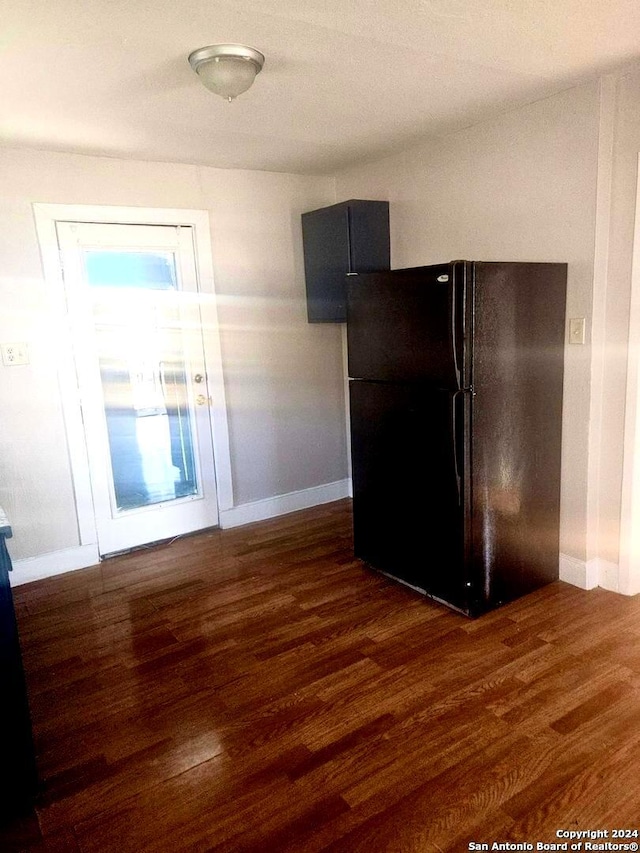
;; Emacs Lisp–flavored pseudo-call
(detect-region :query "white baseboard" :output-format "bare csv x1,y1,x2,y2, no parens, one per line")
559,552,622,593
8,482,350,586
597,558,620,593
10,543,100,587
219,479,350,529
585,557,601,590
559,553,596,590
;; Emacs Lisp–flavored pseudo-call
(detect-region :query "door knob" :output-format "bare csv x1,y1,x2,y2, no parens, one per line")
194,373,204,384
196,394,207,406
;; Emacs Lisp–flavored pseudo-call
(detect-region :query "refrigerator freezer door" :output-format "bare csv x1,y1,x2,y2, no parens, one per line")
349,380,470,611
346,263,470,390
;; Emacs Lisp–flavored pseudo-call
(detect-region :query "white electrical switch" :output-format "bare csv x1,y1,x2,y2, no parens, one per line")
1,342,30,366
569,318,586,345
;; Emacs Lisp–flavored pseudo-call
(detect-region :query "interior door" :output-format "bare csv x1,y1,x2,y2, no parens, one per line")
56,221,219,555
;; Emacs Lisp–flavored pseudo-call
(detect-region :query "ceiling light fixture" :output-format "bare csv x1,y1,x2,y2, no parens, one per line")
188,44,265,102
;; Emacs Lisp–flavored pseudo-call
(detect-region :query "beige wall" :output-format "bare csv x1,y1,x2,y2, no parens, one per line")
0,148,344,560
335,82,602,562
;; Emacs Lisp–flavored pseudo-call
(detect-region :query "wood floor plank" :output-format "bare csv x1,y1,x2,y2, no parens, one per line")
3,499,640,852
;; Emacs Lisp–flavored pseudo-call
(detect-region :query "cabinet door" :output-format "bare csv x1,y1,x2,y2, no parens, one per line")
0,539,37,811
348,201,390,274
301,205,350,323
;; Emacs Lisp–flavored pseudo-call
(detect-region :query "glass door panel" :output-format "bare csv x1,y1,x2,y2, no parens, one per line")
84,250,199,514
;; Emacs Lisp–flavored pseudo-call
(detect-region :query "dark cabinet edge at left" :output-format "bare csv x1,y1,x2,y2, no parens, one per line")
0,516,38,817
301,199,390,323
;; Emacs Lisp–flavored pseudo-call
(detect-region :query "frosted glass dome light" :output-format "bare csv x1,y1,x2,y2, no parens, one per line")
188,44,265,102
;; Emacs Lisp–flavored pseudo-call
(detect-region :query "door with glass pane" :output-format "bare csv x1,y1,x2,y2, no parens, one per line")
56,221,219,555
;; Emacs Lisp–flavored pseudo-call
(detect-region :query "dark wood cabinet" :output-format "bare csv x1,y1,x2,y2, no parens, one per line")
0,516,37,816
301,199,390,323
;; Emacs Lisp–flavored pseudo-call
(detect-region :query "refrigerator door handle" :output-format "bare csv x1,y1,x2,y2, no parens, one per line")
450,281,460,388
451,391,462,506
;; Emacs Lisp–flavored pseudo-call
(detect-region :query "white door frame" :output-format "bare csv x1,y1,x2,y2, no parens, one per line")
33,203,233,555
619,157,640,596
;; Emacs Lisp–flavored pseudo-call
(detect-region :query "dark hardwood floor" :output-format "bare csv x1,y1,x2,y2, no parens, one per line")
3,499,640,851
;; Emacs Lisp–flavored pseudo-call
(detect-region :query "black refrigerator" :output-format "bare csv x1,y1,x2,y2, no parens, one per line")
347,261,567,617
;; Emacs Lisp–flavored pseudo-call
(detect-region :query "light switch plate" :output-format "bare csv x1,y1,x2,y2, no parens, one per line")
1,342,29,365
569,318,586,345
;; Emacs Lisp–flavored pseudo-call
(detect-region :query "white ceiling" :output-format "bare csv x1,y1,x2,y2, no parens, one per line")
1,0,640,175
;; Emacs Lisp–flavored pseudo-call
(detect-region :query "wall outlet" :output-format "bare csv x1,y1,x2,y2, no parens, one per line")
569,318,586,345
1,342,30,366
